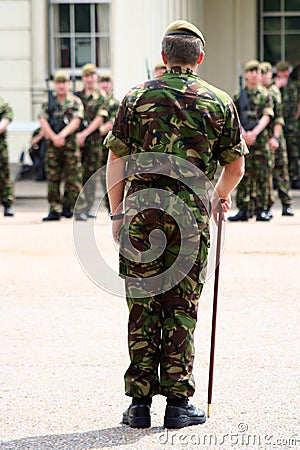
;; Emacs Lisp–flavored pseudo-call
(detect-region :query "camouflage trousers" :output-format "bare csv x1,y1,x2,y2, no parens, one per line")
81,143,102,210
270,136,292,206
46,142,82,213
0,140,14,206
236,145,273,212
119,180,210,399
284,125,300,182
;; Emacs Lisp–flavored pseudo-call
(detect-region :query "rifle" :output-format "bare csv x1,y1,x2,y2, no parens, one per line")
145,58,151,80
45,71,66,133
238,63,259,131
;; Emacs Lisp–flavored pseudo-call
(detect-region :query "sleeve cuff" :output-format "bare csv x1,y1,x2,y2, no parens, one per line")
104,131,130,157
219,139,249,166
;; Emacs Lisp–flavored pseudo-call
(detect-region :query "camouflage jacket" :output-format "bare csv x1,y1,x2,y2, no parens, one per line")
104,92,120,124
75,89,107,145
0,97,13,140
39,92,84,136
74,89,107,123
281,79,299,126
233,84,274,141
105,66,248,182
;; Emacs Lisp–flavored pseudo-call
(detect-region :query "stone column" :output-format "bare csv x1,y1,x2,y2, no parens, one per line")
31,0,48,120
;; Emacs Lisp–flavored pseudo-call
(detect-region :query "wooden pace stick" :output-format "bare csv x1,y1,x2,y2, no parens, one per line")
207,200,224,418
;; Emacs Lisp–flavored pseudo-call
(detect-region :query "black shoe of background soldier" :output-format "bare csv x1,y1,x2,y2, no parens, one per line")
164,398,206,429
122,402,151,428
266,209,273,219
42,211,61,221
87,210,97,219
61,206,73,218
282,204,294,216
291,180,300,189
4,204,14,217
74,212,88,221
228,209,248,222
256,210,270,222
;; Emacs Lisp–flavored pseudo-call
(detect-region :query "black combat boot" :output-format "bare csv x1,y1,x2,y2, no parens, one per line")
122,397,152,428
164,397,206,429
266,209,273,219
282,204,294,216
3,204,14,217
256,209,270,222
61,206,73,218
228,209,249,222
87,210,97,219
42,211,61,221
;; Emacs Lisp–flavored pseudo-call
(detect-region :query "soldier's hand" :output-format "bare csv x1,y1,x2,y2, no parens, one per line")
244,131,256,147
112,218,123,244
269,137,279,151
76,132,86,147
52,134,65,147
211,192,230,225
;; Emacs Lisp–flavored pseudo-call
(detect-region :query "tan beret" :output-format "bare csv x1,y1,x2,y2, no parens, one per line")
244,59,260,72
275,61,290,72
98,71,113,82
164,20,205,47
259,61,272,73
82,63,97,77
54,70,70,82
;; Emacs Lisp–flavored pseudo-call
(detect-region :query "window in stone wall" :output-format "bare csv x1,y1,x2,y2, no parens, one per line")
259,0,300,66
49,0,110,77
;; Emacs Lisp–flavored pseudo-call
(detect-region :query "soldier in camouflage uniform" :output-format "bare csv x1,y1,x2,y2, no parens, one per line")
0,97,14,217
39,70,85,221
75,64,108,218
260,62,294,217
229,60,274,222
105,20,247,429
275,61,300,189
97,72,120,210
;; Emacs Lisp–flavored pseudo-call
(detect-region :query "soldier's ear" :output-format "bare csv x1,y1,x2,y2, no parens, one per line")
197,51,205,65
161,51,168,65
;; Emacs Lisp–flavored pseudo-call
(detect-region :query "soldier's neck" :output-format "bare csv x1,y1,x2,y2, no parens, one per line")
85,87,96,96
246,81,259,90
56,94,67,102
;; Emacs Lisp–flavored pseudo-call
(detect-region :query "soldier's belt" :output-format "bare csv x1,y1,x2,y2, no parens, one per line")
130,176,208,195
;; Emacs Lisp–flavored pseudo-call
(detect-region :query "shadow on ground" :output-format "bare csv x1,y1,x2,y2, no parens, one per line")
1,425,163,449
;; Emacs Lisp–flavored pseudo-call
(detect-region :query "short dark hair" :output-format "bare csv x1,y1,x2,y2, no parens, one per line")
162,35,203,66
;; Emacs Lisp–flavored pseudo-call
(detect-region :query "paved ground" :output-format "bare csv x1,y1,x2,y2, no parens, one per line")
0,180,299,449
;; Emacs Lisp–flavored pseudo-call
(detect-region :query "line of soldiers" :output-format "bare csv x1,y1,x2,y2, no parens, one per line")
229,59,300,222
39,63,120,221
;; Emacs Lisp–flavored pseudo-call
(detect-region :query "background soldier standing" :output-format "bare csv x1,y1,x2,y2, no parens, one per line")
229,60,274,222
275,61,300,189
0,97,14,217
105,20,246,429
39,70,85,221
260,61,294,217
75,64,108,218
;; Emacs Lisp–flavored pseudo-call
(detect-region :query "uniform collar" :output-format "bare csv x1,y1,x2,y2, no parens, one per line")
167,66,196,76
